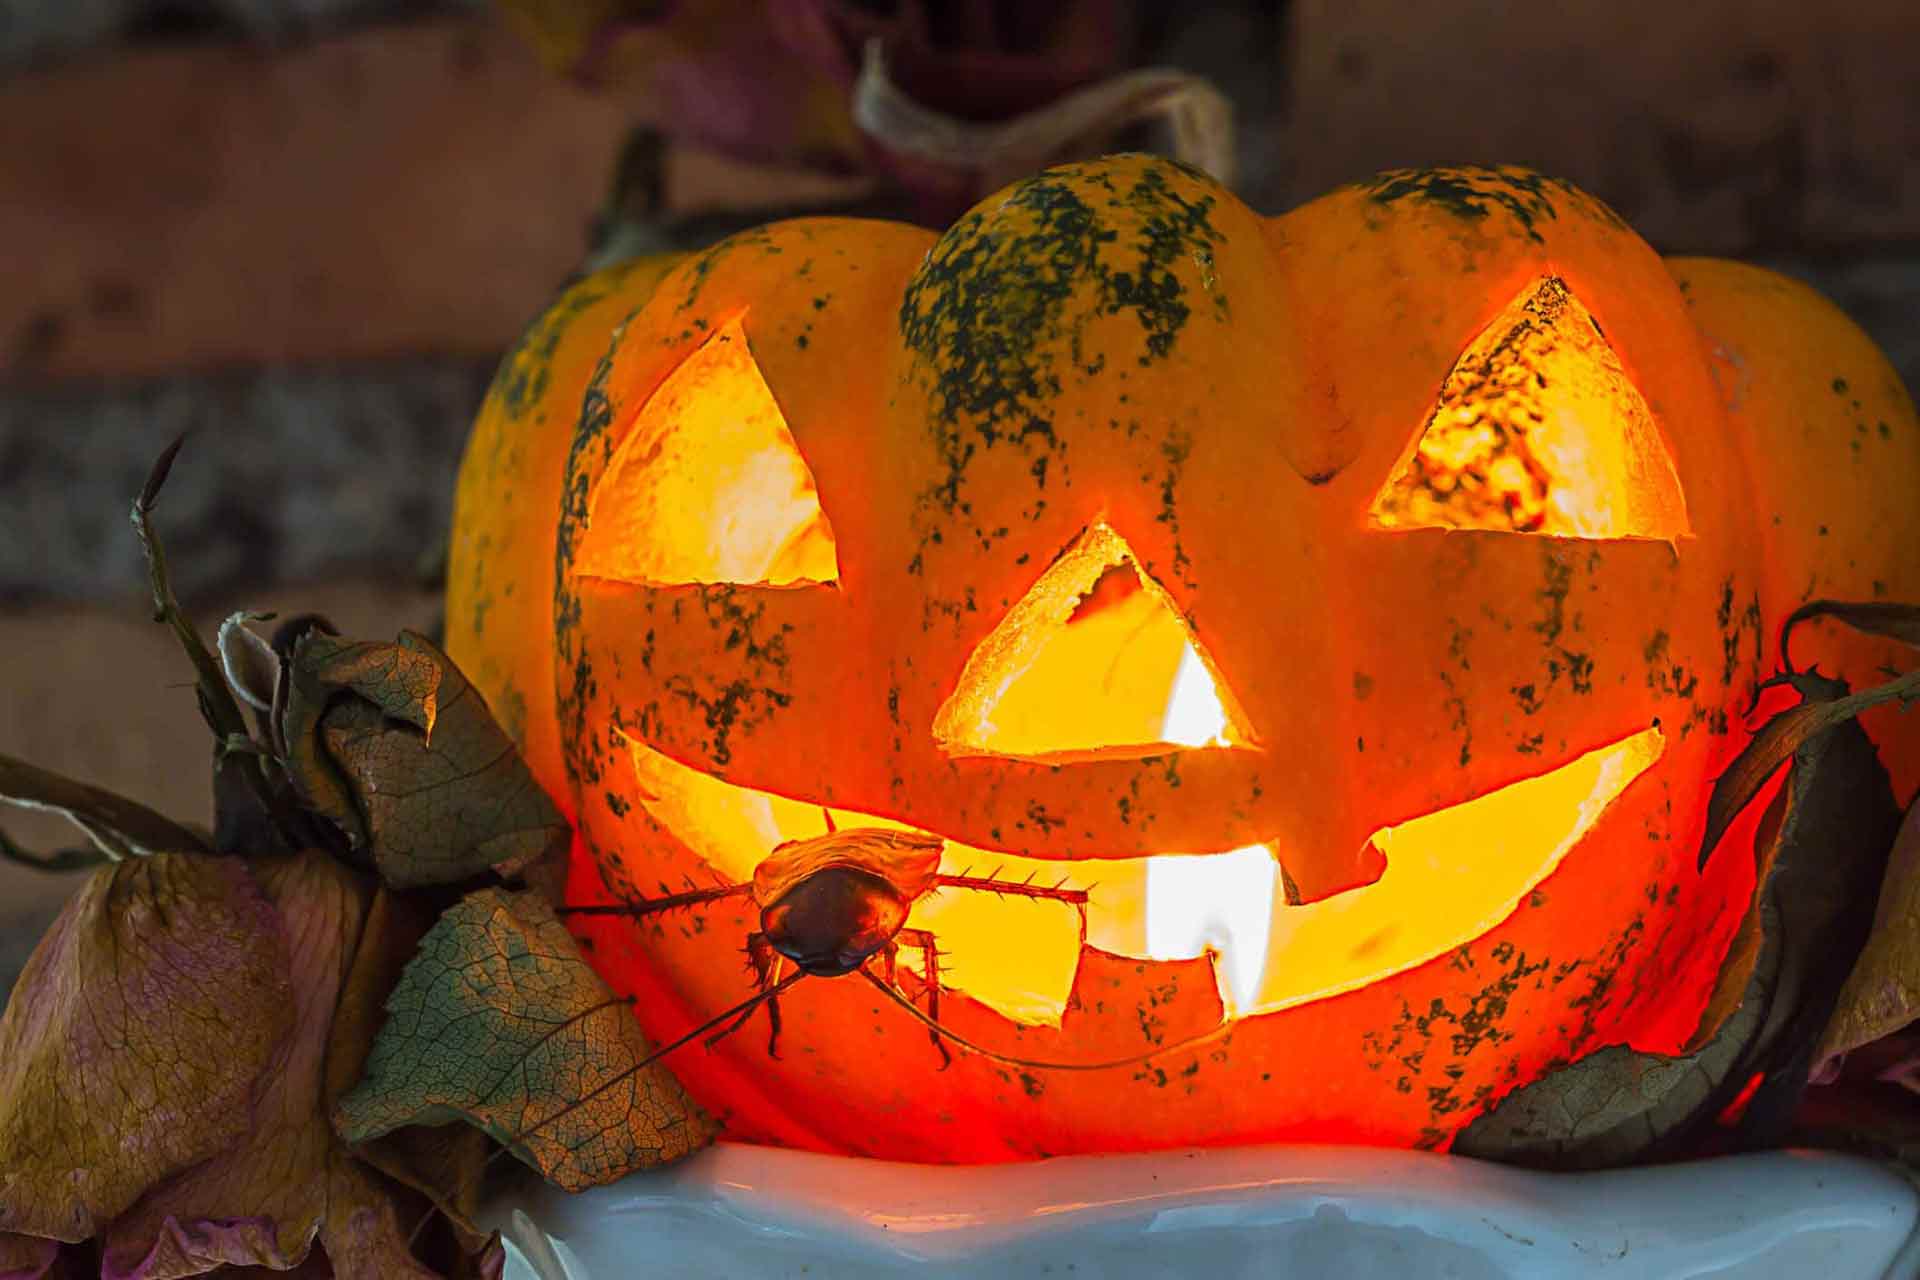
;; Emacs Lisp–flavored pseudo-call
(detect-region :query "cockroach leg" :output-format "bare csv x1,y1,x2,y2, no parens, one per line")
712,930,787,1058
896,927,952,1069
560,881,752,920
750,932,785,1058
932,872,1089,912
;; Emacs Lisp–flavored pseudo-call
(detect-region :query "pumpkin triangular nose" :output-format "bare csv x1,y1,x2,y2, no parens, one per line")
932,522,1251,760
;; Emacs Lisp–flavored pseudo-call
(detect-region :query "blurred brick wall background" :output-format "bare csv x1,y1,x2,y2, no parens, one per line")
3,0,1918,997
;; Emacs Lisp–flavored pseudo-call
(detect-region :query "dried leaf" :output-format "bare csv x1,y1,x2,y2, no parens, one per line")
0,854,292,1241
323,888,434,1106
1454,689,1901,1169
0,752,208,864
1699,667,1918,868
282,632,568,889
1819,801,1920,1062
98,852,442,1280
324,888,493,1248
1783,600,1920,667
332,889,716,1191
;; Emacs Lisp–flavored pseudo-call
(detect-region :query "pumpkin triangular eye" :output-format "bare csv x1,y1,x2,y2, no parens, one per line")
573,315,840,586
933,523,1252,760
1369,277,1689,540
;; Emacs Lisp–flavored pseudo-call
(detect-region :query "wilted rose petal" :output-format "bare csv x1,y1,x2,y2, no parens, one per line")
101,852,440,1280
311,1175,442,1280
0,1232,63,1280
281,632,568,890
326,888,494,1250
0,854,291,1242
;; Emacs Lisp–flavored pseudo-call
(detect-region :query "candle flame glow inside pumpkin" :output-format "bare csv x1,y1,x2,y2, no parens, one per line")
581,296,1673,1026
1370,277,1689,540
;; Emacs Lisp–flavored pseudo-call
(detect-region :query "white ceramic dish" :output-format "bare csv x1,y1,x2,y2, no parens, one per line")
482,1141,1920,1279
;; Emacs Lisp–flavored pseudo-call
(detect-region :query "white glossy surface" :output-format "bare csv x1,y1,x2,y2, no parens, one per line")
481,1142,1920,1279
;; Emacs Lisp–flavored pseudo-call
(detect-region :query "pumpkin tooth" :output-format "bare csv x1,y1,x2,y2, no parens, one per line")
1144,845,1278,1016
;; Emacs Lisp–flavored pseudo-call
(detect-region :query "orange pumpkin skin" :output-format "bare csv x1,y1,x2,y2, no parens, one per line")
448,254,679,794
447,158,1920,1161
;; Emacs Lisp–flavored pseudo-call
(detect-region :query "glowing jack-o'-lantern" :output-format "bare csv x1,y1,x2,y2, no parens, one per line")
447,157,1920,1160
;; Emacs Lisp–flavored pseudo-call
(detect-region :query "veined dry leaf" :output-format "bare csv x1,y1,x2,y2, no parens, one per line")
324,888,494,1248
0,752,208,867
332,889,716,1192
98,852,439,1280
1743,599,1920,1068
1819,801,1920,1063
281,631,568,890
1454,686,1900,1169
1699,666,1919,869
0,854,291,1241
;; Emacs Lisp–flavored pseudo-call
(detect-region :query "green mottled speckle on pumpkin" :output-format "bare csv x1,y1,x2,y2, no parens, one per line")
1357,166,1628,243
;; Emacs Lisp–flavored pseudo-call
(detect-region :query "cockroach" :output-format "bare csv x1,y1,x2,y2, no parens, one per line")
561,812,1094,1069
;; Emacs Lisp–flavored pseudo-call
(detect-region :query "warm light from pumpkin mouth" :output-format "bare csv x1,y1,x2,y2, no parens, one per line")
617,719,1663,1028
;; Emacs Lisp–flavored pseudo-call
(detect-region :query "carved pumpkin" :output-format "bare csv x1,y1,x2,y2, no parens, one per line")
447,157,1920,1160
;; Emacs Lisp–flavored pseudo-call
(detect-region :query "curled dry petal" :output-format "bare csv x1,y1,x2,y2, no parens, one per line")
0,1232,63,1280
0,854,291,1241
216,613,280,714
99,852,362,1277
281,631,569,890
98,852,446,1280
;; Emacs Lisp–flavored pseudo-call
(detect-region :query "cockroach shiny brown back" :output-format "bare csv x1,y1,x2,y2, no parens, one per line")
760,865,913,976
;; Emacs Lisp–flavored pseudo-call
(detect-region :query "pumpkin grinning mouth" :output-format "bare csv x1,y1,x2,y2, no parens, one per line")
611,723,1665,1028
